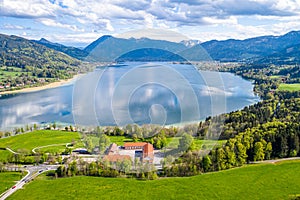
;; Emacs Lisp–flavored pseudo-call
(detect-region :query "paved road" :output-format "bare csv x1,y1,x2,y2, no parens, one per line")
0,165,59,200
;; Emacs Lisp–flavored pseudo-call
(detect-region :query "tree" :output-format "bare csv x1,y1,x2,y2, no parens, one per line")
179,133,194,152
202,155,212,172
253,142,265,161
99,134,110,153
235,142,247,166
132,134,138,142
120,159,132,174
225,146,236,168
265,142,272,160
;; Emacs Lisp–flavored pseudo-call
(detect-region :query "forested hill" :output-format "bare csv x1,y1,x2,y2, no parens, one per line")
0,34,81,70
32,38,88,60
0,34,82,90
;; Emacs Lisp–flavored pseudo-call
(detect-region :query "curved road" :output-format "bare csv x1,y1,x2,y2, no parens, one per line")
0,165,59,200
5,148,20,155
32,143,71,154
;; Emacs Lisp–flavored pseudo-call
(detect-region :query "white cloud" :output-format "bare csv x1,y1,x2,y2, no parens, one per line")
1,0,300,45
3,24,25,30
40,18,84,32
1,0,57,18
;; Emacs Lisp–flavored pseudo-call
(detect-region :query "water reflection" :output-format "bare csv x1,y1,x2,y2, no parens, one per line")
0,62,260,129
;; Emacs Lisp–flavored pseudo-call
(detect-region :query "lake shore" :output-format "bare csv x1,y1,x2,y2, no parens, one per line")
0,74,83,95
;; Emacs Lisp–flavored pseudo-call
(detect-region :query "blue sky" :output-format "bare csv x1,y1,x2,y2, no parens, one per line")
1,0,300,47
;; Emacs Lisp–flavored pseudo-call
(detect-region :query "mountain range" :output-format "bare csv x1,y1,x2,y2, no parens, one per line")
2,30,300,64
33,38,88,60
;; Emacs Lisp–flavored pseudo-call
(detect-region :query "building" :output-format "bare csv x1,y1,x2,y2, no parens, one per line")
105,143,119,155
103,154,131,163
143,143,154,161
123,142,147,150
123,142,154,163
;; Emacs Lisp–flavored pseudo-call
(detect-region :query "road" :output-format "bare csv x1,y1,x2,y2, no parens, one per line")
0,165,59,200
250,157,300,164
32,143,70,154
5,148,20,155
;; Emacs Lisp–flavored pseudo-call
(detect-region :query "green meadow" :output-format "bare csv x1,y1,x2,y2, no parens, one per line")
0,130,82,153
8,161,300,200
0,172,23,194
278,83,300,91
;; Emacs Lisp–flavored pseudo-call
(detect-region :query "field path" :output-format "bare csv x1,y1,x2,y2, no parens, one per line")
32,143,71,154
250,157,300,164
5,147,20,155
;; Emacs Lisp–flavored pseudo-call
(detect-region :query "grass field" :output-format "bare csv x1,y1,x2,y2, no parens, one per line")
35,144,70,154
166,137,225,150
0,130,83,153
278,83,300,91
8,161,300,200
269,75,283,79
0,172,23,194
0,150,13,162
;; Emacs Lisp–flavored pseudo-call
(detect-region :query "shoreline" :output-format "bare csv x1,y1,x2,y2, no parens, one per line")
0,74,83,95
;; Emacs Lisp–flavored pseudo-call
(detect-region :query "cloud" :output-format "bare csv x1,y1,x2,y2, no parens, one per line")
216,0,297,17
39,18,84,32
1,0,300,45
2,24,27,30
1,0,57,18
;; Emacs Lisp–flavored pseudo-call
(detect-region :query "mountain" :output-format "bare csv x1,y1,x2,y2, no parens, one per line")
84,36,187,62
184,30,300,62
33,38,88,60
0,33,81,83
84,35,112,53
178,44,212,61
83,31,300,62
257,43,300,65
116,48,186,62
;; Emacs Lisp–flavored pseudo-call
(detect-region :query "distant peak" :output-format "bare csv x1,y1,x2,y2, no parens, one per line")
39,38,52,44
97,35,113,41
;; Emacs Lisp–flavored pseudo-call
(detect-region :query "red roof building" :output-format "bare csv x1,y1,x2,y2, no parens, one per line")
123,142,154,163
143,143,154,157
124,142,147,150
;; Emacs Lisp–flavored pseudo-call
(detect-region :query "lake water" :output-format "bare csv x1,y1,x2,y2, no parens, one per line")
0,62,260,129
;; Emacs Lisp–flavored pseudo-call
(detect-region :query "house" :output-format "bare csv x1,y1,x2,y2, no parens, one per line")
103,154,131,163
143,143,154,161
123,142,147,150
123,142,154,163
105,143,119,155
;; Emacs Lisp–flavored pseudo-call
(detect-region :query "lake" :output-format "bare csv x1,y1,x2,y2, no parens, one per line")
0,62,260,129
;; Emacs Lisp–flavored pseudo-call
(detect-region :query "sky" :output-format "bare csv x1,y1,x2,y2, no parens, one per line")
1,0,300,47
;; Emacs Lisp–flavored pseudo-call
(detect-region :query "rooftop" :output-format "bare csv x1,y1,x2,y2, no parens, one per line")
124,142,147,147
103,154,131,162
